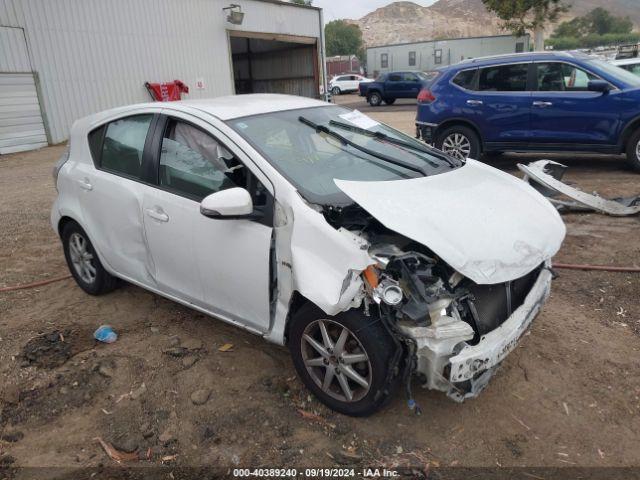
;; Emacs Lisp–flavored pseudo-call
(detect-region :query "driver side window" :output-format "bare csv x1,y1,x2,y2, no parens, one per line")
159,120,243,201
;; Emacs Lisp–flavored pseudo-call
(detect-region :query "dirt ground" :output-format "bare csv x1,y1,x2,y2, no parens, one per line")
1,97,639,478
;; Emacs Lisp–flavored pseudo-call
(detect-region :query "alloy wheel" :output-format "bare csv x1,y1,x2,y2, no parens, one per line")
300,319,372,402
68,232,96,284
332,87,340,95
442,132,471,161
636,139,640,160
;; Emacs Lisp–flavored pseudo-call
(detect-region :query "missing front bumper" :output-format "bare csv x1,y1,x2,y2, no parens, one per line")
402,264,553,402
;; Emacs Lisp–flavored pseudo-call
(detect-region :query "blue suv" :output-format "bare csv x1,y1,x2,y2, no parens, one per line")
415,51,640,171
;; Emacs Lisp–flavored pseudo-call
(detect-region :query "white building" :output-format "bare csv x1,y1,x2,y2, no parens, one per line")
0,0,326,153
367,34,530,77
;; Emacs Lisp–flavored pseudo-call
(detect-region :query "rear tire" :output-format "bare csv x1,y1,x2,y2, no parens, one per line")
288,303,399,417
435,125,481,162
62,221,118,295
625,129,640,172
368,91,383,107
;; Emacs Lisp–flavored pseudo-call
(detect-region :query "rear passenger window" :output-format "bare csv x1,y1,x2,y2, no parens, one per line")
452,69,477,90
479,63,529,91
100,115,153,179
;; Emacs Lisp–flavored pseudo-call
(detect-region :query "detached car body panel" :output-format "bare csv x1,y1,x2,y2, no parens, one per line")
52,95,565,415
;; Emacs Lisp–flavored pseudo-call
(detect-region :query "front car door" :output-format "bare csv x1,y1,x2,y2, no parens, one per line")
402,72,422,98
529,61,621,148
142,111,274,332
472,62,532,146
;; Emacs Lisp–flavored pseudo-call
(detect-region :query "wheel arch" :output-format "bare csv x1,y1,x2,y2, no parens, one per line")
283,291,316,345
435,118,484,152
57,215,79,238
619,115,640,152
57,215,115,277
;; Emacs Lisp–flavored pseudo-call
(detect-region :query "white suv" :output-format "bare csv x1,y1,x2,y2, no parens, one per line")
52,94,564,416
329,74,372,95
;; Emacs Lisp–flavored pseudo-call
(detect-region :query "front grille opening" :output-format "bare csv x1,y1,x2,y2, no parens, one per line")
464,265,542,340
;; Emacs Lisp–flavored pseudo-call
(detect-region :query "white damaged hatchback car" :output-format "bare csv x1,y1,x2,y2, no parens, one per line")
52,94,565,416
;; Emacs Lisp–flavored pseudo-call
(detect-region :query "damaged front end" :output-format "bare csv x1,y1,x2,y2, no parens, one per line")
359,238,554,403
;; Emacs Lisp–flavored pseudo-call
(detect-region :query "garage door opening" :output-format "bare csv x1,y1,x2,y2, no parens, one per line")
230,33,319,99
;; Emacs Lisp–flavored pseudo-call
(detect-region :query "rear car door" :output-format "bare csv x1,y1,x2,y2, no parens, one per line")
472,62,532,145
529,62,621,146
142,112,274,332
385,73,404,98
80,112,157,285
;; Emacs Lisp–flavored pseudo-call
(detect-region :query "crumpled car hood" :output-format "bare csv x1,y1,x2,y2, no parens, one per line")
335,159,566,285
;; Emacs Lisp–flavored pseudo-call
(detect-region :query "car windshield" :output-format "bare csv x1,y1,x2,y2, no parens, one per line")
229,106,460,206
588,59,640,86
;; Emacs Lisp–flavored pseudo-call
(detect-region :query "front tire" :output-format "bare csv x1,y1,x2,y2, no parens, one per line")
625,129,640,172
368,91,383,107
62,221,118,295
435,125,481,162
289,304,399,417
331,86,341,96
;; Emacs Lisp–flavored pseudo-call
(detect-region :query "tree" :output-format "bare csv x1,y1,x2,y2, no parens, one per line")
552,7,633,38
324,20,364,59
482,0,570,51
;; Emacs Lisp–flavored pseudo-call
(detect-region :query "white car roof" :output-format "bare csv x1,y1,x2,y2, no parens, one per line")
123,94,330,121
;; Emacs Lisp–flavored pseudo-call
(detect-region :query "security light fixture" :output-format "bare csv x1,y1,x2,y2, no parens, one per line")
223,4,244,25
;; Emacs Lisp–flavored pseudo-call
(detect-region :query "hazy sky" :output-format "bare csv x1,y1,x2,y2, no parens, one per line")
313,0,436,21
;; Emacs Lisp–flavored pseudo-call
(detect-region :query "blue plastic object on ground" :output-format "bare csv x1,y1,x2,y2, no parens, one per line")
94,325,117,344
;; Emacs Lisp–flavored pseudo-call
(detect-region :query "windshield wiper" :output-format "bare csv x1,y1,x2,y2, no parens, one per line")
298,116,430,176
328,120,459,168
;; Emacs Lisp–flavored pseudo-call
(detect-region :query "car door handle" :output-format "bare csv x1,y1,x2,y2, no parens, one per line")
145,207,169,223
533,101,553,107
77,178,93,191
466,99,483,106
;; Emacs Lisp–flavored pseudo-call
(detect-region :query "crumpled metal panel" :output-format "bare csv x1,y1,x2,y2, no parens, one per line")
519,160,640,216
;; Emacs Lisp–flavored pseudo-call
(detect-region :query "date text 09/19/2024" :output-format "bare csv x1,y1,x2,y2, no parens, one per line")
232,468,400,478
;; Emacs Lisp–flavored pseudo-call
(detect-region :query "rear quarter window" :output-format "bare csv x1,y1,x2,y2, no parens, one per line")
452,69,477,90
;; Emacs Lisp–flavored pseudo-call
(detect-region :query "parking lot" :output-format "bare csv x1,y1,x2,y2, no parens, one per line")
1,96,640,473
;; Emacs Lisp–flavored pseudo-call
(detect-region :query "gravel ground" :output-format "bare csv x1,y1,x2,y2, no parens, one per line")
0,100,639,477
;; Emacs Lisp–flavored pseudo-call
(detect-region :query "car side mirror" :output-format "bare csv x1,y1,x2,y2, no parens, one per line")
200,187,255,219
588,80,612,94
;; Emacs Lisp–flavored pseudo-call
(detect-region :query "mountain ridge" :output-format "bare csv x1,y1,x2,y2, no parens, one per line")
348,0,640,47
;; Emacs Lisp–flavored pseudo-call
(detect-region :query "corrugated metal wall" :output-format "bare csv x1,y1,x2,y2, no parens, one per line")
367,35,530,74
0,0,322,144
0,25,30,71
0,25,47,154
0,73,47,153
